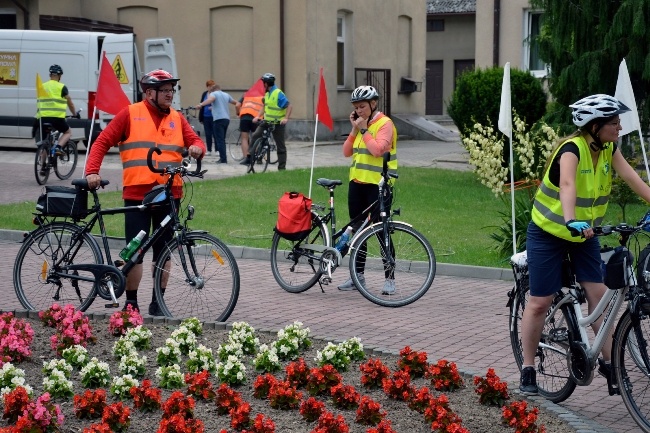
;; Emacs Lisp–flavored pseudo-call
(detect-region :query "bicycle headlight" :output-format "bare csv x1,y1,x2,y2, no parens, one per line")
187,205,195,221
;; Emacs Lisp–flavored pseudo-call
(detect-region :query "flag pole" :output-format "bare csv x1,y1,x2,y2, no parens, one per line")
81,106,98,178
309,114,319,198
638,129,650,182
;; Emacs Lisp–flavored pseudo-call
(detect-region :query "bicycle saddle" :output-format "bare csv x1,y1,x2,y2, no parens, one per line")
316,178,342,188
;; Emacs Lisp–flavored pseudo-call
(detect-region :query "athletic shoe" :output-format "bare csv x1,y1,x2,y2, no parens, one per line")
123,300,140,312
338,274,365,291
519,366,538,395
148,301,163,316
54,146,64,156
240,156,251,165
382,279,396,295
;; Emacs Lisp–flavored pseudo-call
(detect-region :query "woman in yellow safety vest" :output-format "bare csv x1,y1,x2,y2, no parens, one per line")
519,94,650,397
337,85,398,294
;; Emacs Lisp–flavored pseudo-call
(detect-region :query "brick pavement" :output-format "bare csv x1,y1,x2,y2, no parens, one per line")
0,139,642,432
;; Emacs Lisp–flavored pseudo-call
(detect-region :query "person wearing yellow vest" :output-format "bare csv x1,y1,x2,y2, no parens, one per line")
85,69,205,316
37,64,79,151
337,85,398,294
235,94,264,165
251,73,292,170
519,94,650,397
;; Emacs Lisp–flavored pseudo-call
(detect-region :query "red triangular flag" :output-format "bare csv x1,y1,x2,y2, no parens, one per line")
95,52,131,115
243,79,265,98
316,68,333,131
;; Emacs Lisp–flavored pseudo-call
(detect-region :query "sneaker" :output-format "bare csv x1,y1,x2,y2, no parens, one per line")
519,366,538,395
216,160,227,164
123,300,140,312
148,301,163,316
382,279,396,295
240,156,251,165
338,274,365,291
54,146,64,156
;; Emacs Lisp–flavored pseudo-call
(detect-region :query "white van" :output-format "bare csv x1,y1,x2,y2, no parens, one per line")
0,30,179,145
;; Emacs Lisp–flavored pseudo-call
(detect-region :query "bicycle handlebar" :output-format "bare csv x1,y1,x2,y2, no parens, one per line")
147,147,204,177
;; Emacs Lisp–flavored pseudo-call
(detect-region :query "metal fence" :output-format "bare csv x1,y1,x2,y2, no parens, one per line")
354,68,391,116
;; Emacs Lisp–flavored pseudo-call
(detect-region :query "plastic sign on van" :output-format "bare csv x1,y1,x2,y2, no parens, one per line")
0,52,20,85
111,55,129,84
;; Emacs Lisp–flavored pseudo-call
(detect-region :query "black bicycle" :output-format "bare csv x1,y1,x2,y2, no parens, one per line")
34,114,81,185
270,153,436,307
248,120,278,173
14,148,240,322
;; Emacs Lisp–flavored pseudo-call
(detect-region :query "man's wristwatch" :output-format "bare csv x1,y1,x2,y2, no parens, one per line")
359,128,368,135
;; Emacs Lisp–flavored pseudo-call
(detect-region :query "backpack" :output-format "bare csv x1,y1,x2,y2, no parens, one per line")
275,192,312,241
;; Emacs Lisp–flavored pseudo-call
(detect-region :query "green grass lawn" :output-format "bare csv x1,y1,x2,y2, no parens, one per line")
2,166,647,269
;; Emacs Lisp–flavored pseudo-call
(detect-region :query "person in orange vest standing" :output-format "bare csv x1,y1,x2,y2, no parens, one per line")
85,69,205,316
235,93,264,165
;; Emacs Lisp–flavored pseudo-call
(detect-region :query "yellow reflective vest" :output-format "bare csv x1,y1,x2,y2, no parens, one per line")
263,88,286,123
120,102,184,188
37,80,67,118
532,135,613,242
349,115,398,184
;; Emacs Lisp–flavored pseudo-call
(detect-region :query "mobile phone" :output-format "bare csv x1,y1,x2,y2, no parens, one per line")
353,112,359,120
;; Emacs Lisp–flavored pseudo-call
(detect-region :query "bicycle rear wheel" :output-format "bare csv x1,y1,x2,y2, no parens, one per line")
613,310,650,432
153,232,240,322
270,213,329,293
509,284,577,403
349,221,435,307
54,140,78,180
228,128,244,161
13,222,102,312
34,144,50,185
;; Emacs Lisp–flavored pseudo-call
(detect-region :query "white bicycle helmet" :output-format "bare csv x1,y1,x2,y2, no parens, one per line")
570,94,630,127
350,85,379,102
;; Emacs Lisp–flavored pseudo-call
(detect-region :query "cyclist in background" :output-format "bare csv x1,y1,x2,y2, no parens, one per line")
85,69,205,315
251,73,292,170
337,85,398,293
519,94,650,396
36,64,79,153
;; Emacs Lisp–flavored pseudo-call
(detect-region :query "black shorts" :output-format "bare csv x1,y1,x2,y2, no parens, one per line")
39,117,70,138
124,198,180,263
239,115,256,133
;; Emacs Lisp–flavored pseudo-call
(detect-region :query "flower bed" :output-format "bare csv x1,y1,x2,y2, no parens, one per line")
0,310,573,433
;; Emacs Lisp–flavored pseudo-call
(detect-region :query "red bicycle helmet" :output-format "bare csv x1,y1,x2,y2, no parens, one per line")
140,69,180,92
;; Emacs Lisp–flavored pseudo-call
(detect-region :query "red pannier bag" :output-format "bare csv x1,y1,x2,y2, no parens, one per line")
275,192,313,240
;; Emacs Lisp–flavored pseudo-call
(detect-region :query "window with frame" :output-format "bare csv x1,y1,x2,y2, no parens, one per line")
524,10,547,77
427,19,444,32
337,11,351,87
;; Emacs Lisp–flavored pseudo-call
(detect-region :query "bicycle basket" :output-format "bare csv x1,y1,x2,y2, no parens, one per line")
36,186,88,219
275,191,312,241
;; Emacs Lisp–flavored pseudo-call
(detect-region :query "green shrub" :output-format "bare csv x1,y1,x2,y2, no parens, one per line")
447,66,547,136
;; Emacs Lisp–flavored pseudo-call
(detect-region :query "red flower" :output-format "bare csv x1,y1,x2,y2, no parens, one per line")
102,401,131,432
397,346,428,378
300,397,326,422
130,379,162,412
359,358,391,389
355,395,386,426
74,389,107,419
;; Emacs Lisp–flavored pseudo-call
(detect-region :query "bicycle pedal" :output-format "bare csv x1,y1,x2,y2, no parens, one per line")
606,379,620,396
321,277,331,285
105,302,119,308
114,259,125,267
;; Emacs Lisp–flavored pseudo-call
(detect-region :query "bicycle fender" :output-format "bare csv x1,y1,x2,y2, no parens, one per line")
350,220,413,248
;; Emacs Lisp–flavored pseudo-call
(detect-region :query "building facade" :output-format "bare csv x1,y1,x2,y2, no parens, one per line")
1,0,426,140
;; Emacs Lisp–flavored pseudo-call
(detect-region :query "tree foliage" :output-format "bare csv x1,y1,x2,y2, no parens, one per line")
531,0,650,130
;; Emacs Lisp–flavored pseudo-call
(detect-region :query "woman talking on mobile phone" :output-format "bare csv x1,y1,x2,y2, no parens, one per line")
337,85,398,293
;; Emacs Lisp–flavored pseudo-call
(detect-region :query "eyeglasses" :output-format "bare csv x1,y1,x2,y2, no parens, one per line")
156,88,176,95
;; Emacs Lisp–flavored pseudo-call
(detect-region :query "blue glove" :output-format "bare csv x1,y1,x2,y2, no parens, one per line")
566,220,590,236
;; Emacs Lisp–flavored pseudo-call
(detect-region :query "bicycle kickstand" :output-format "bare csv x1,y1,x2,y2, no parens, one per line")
317,258,336,293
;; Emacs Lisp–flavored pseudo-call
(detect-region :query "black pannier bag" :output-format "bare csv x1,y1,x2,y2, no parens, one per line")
603,247,634,290
36,186,88,219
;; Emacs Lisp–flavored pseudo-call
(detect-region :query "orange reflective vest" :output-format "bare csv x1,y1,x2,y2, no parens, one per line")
120,102,184,188
240,96,263,118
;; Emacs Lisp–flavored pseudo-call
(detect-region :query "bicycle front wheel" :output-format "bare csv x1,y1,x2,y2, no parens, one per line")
270,213,329,293
54,140,78,180
228,128,244,161
153,232,240,322
250,138,269,173
613,310,650,432
268,136,278,164
349,221,435,307
13,222,102,312
34,145,50,185
509,285,577,403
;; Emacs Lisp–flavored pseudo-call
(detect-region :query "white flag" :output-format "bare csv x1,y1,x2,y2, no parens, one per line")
498,62,512,136
615,58,640,136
